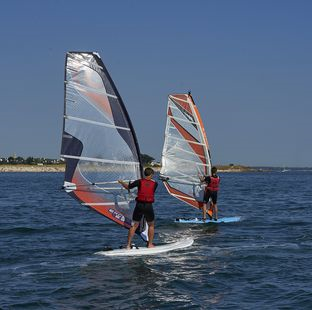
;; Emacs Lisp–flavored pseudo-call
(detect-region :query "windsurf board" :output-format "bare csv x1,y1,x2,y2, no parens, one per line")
175,216,241,224
96,237,194,256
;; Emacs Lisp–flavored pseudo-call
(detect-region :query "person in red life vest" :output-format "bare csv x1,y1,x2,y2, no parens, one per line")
199,166,220,221
118,167,158,249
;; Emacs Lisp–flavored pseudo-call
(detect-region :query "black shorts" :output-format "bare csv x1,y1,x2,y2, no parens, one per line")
203,190,218,204
132,202,155,223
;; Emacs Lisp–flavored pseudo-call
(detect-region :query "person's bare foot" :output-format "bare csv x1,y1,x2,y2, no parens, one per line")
147,243,155,248
126,245,131,250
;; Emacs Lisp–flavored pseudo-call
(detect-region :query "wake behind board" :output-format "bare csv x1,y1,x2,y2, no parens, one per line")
175,216,241,224
96,238,194,257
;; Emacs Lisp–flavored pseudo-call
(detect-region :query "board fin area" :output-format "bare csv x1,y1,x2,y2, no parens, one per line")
95,238,194,256
175,216,241,224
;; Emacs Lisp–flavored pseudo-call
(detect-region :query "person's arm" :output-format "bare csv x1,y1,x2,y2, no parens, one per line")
118,179,139,190
118,180,129,190
198,173,205,183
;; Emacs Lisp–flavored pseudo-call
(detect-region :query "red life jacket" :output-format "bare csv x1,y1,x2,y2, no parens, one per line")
136,179,156,203
207,176,220,192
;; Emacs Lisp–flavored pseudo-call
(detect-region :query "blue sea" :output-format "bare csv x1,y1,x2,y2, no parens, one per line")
1,170,312,309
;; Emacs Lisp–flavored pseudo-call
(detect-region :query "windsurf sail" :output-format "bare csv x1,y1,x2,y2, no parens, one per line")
61,52,147,240
160,93,212,211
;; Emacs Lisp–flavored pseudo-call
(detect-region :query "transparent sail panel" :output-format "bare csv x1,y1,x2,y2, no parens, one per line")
64,119,136,162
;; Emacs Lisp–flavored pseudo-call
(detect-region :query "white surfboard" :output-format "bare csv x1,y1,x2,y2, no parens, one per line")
96,237,194,256
175,216,241,224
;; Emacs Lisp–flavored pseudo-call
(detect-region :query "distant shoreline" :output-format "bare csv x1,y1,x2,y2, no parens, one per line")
0,164,262,173
0,164,65,173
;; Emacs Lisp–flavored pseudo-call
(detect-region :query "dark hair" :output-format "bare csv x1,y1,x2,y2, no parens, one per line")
211,166,217,174
144,167,154,177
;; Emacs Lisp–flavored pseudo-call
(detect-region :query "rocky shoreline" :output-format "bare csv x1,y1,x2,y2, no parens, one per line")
0,164,259,173
0,164,65,173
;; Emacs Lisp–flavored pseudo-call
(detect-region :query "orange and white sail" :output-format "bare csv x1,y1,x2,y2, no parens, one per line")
61,52,148,241
160,93,212,210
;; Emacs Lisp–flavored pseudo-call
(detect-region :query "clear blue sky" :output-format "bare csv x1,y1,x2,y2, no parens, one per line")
0,0,311,167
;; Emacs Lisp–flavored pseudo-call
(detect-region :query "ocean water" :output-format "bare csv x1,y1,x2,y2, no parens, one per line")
1,171,312,309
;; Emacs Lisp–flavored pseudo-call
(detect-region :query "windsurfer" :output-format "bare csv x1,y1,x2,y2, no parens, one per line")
118,167,158,249
199,166,220,221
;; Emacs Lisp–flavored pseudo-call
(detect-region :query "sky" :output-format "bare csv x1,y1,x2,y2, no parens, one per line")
0,0,311,167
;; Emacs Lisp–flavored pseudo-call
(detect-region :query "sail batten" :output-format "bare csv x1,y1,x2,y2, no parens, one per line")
82,202,129,206
163,156,209,166
165,135,206,146
64,115,131,131
61,154,140,165
66,80,118,99
160,93,212,211
166,145,207,159
61,52,147,241
168,115,199,125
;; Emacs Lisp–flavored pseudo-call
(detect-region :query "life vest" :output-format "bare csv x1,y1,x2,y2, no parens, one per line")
136,179,156,203
206,176,220,192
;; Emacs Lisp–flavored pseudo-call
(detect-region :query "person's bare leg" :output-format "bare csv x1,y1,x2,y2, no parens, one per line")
213,203,218,220
127,222,139,249
202,203,207,221
147,221,155,248
206,201,213,220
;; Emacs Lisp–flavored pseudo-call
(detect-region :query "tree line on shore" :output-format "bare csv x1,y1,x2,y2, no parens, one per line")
0,156,61,165
0,154,159,166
